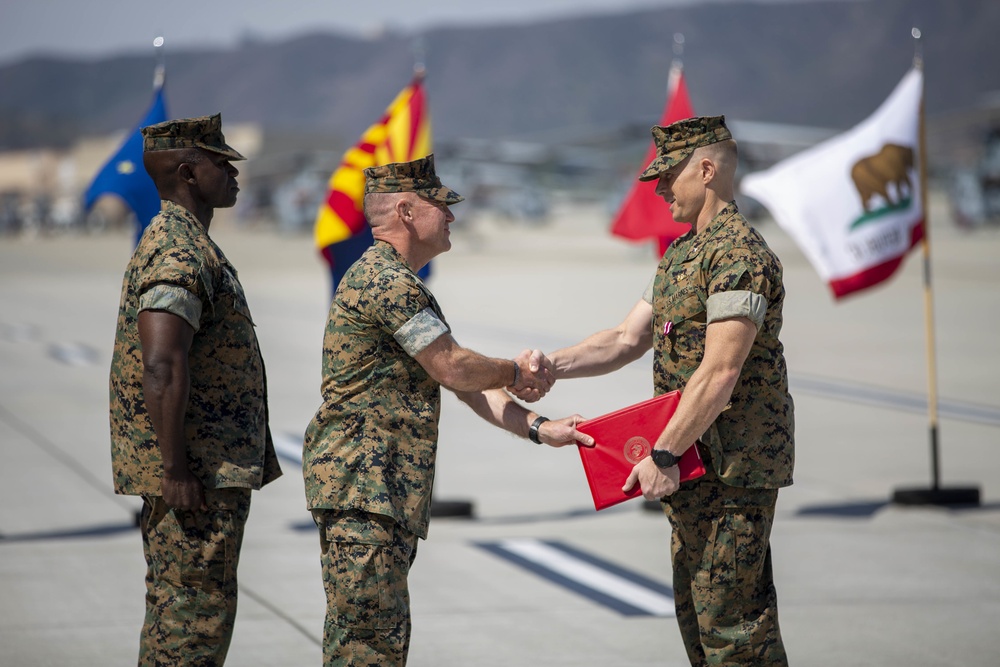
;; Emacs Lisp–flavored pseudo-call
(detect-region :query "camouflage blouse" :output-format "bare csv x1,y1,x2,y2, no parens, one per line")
303,241,450,540
647,202,794,488
109,200,281,496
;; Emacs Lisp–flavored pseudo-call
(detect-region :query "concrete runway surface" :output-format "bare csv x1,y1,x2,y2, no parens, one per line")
1,195,998,666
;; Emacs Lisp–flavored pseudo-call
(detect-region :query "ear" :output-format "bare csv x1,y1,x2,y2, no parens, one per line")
177,162,197,185
700,157,717,184
395,197,413,223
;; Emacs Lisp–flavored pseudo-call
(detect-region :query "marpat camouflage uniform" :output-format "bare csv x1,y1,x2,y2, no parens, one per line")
644,201,793,665
109,199,281,665
304,239,450,666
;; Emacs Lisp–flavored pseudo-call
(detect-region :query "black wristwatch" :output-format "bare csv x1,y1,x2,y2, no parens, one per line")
650,448,681,469
528,416,549,444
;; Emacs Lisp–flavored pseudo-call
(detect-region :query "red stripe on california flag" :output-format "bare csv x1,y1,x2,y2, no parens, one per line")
829,221,924,299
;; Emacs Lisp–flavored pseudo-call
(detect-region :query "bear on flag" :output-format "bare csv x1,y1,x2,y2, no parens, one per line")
740,68,924,299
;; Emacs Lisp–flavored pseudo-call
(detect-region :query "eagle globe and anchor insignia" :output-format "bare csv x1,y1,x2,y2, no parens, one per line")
623,435,652,464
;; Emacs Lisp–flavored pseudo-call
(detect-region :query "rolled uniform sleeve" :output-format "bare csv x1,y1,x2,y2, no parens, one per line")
138,283,203,331
394,307,449,356
642,274,655,305
707,255,773,330
706,290,767,329
366,266,450,355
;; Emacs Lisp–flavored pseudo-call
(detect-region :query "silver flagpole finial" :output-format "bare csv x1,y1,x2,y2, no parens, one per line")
412,35,426,78
153,36,166,88
911,27,923,69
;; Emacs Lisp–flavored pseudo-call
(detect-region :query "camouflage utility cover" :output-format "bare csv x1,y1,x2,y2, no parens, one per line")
303,241,450,540
109,200,281,495
142,113,246,161
639,115,732,182
364,154,463,204
649,202,794,488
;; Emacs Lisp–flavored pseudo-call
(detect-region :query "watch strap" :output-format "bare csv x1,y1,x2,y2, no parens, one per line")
528,416,549,444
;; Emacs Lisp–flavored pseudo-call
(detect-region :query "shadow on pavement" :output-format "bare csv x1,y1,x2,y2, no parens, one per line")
287,504,631,532
795,499,1000,519
0,521,137,543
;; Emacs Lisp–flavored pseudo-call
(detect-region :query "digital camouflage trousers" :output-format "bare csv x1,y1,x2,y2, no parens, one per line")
313,509,419,667
663,459,788,666
138,488,251,667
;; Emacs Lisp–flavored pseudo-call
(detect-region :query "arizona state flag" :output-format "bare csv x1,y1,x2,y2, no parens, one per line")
83,82,167,245
611,63,693,255
741,68,924,299
314,75,432,291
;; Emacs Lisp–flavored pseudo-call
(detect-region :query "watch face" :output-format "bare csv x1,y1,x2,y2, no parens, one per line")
651,449,677,467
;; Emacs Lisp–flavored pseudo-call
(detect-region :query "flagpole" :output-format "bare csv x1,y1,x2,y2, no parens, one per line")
153,36,165,89
892,28,979,506
412,35,427,80
671,32,684,84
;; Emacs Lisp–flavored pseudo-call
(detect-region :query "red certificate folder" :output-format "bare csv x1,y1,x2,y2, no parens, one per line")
576,390,706,510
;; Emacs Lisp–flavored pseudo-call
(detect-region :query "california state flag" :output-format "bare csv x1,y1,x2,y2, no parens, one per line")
740,68,924,299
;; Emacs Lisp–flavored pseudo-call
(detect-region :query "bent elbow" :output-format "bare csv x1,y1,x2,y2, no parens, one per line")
142,358,172,394
142,351,187,395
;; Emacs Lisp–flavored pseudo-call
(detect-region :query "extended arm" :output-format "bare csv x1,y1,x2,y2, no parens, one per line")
547,299,654,379
454,388,594,448
624,316,758,499
415,334,553,399
138,309,205,510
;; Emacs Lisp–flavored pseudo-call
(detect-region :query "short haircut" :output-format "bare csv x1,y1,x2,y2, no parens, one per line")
362,191,401,225
142,147,207,189
695,139,738,176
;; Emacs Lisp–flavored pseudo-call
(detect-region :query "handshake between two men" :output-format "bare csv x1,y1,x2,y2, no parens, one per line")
502,347,681,503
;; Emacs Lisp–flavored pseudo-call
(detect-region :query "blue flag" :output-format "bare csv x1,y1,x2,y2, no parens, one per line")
84,84,167,245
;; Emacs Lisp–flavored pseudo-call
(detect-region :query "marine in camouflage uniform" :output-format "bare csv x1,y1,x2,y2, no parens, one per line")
547,116,793,665
645,200,793,665
304,233,444,666
304,155,583,666
109,114,281,666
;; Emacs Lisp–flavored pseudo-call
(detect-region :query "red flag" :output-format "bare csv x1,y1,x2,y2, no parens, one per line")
611,64,694,254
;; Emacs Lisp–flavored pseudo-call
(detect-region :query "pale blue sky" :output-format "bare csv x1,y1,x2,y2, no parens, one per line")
0,0,671,64
0,0,833,65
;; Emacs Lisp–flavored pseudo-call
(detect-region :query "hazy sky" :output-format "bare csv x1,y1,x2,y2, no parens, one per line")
0,0,701,65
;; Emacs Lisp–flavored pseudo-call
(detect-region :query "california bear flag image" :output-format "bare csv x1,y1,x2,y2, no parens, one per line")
740,67,923,299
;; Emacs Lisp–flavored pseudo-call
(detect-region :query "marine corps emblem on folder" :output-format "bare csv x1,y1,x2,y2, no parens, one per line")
624,436,651,464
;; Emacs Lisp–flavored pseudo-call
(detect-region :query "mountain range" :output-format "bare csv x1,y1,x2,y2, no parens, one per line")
1,0,998,159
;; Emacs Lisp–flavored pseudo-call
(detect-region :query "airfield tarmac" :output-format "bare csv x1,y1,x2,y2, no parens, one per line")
1,193,998,666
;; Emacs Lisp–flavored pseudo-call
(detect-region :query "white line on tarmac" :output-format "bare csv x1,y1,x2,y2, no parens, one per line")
482,538,676,617
47,342,99,366
273,431,304,464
